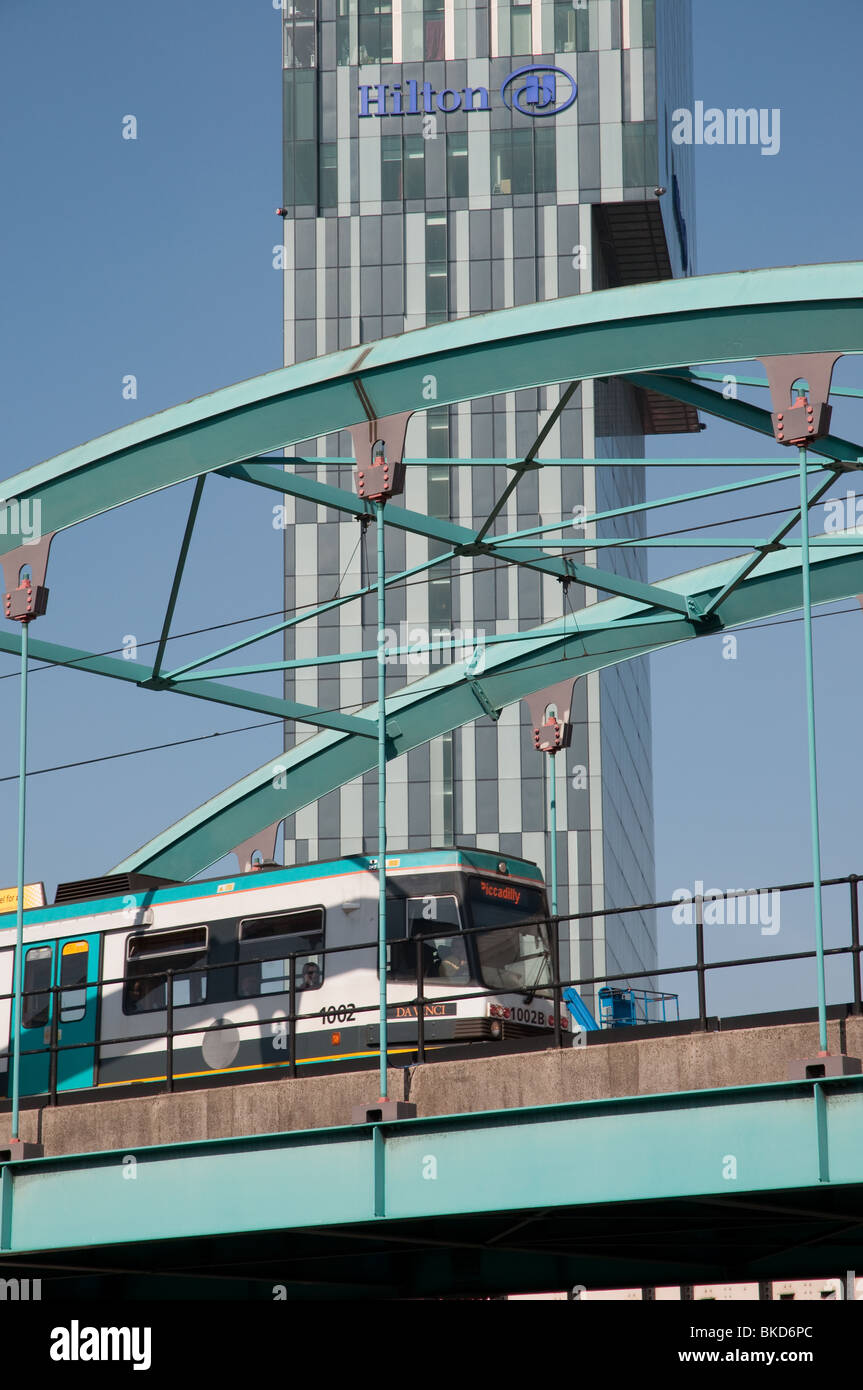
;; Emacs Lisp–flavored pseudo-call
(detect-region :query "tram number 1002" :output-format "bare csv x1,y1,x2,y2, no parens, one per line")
320,1004,356,1025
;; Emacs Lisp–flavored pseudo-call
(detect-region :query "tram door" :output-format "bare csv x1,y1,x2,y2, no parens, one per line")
13,935,100,1095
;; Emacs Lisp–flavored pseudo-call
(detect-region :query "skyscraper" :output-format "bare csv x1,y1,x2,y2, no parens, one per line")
280,0,696,993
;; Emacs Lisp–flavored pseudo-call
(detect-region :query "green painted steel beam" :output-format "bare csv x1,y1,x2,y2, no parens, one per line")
112,533,863,879
690,369,863,402
484,464,827,549
248,454,810,468
1,1078,860,1254
0,633,378,740
629,369,863,466
4,263,863,555
224,459,696,613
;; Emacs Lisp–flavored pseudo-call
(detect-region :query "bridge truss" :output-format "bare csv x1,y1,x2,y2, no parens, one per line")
3,261,863,1115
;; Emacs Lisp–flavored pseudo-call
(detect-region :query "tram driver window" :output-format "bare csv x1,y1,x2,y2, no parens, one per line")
124,927,208,1014
237,909,324,998
387,896,469,982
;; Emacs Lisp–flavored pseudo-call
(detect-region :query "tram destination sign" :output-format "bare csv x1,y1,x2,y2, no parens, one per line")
358,64,577,118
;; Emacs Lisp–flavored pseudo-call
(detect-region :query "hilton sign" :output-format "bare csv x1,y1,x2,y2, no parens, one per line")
359,64,577,118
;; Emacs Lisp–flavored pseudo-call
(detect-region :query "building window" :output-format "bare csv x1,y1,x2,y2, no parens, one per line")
446,132,468,197
426,403,450,456
358,0,392,62
622,121,657,188
337,0,352,63
404,134,425,198
381,135,426,200
283,0,317,68
284,70,318,206
425,212,447,323
491,127,556,195
319,142,338,207
423,0,445,59
534,125,556,193
381,134,403,199
553,0,590,53
643,0,656,47
510,0,532,55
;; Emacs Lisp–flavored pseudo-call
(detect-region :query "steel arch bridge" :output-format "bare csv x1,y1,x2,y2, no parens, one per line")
4,261,863,881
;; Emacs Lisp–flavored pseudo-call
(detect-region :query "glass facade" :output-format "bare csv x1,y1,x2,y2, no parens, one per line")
280,0,695,996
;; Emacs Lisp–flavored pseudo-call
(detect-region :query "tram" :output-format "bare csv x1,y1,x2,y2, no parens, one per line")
0,846,572,1098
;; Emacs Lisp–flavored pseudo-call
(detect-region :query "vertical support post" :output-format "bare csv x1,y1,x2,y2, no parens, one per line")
850,875,862,1016
10,621,29,1140
289,955,297,1078
548,753,564,1049
415,935,426,1063
695,889,707,1030
548,751,559,917
550,915,562,1050
376,499,389,1100
165,968,174,1093
48,984,58,1107
799,445,829,1054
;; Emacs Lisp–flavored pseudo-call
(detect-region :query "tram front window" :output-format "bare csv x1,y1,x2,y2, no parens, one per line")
469,879,551,991
387,895,469,982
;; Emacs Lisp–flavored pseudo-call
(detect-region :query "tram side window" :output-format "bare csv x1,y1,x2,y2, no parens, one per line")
387,896,468,982
22,946,52,1029
124,927,208,1014
60,941,89,1023
237,909,324,998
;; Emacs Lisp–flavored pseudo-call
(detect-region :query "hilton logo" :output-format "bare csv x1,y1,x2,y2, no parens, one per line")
358,64,576,119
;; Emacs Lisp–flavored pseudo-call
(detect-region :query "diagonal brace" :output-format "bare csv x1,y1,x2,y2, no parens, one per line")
0,630,378,740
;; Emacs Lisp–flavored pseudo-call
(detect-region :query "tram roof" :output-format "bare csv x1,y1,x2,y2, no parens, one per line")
0,847,543,932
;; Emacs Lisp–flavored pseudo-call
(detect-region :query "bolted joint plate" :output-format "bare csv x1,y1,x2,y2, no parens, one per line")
533,717,572,754
350,410,413,502
759,352,842,451
772,400,832,448
4,581,48,623
1,531,55,626
524,679,579,757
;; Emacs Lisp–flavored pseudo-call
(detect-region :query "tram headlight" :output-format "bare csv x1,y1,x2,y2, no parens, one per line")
490,1019,503,1039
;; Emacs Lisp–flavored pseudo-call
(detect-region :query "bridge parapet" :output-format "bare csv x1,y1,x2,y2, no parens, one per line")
2,1015,859,1158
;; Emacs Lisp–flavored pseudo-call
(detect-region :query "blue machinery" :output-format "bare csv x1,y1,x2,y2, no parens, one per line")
3,265,863,1285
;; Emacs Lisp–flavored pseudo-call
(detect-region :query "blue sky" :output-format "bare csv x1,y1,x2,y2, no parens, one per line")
1,0,862,1018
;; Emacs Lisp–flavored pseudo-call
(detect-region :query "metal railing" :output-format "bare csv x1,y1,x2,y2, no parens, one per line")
1,869,861,1105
